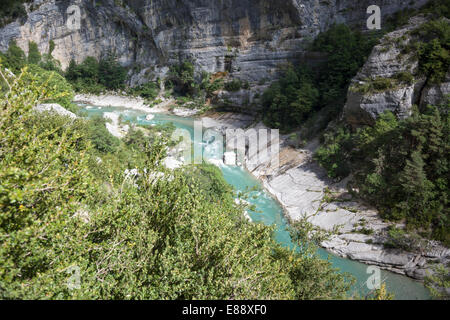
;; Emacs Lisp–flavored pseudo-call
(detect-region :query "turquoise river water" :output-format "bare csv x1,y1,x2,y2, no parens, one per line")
80,104,431,300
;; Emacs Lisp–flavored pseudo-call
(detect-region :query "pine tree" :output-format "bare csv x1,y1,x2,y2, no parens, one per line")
399,150,435,224
5,39,26,73
27,41,41,65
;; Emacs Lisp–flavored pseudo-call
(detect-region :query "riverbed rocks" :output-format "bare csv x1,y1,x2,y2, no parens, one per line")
74,94,150,111
34,103,77,119
204,111,450,281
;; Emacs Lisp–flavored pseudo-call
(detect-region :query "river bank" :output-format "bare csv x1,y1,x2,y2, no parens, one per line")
200,113,449,283
73,93,448,284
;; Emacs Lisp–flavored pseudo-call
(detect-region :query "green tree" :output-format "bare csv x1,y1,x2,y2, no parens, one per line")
5,39,26,73
27,41,41,65
98,54,127,90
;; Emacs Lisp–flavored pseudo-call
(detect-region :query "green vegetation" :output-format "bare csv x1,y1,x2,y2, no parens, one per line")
313,2,450,247
0,40,76,113
413,18,450,84
385,0,450,31
224,79,243,92
425,264,450,299
262,66,319,132
128,81,160,103
199,72,224,98
316,100,450,245
261,24,378,132
165,60,196,96
0,65,354,299
184,164,233,203
27,41,41,65
86,116,121,154
0,0,29,27
0,39,26,73
65,54,127,93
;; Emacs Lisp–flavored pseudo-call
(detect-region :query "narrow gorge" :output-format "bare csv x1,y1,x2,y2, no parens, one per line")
0,0,448,300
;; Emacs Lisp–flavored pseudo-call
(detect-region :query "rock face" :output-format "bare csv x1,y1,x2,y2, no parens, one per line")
0,0,429,88
203,112,450,280
344,16,450,127
34,103,77,118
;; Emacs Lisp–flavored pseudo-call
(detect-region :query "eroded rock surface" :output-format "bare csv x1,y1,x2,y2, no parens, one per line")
344,16,450,127
1,0,429,98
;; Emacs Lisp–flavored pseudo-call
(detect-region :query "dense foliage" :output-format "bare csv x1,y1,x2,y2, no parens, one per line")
65,55,127,93
413,18,450,84
0,40,26,73
0,44,75,112
261,24,377,132
262,66,319,132
315,101,450,244
128,81,160,102
0,0,29,27
166,60,196,96
314,4,450,246
0,66,354,299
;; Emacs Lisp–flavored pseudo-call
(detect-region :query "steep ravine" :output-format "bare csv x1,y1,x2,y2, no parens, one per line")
1,0,429,96
3,0,448,294
201,112,449,283
73,92,448,287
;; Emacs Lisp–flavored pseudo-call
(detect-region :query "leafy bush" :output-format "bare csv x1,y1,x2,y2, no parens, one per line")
394,71,414,84
86,116,120,153
0,65,352,299
314,127,352,178
27,41,41,65
224,79,242,92
166,60,196,96
1,40,26,73
414,19,450,84
199,72,224,98
24,64,74,111
129,81,160,101
183,164,233,203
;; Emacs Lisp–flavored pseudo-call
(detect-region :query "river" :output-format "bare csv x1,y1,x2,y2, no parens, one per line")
79,104,431,300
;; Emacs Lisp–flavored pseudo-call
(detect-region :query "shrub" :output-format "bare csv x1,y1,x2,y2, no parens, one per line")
166,60,196,96
413,18,450,84
394,71,414,84
224,79,242,92
27,41,41,65
65,55,127,93
130,81,160,101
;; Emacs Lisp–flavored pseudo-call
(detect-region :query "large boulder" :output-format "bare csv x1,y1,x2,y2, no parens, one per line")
34,103,77,119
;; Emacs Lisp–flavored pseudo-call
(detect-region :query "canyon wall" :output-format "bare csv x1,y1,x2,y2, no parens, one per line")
0,0,429,87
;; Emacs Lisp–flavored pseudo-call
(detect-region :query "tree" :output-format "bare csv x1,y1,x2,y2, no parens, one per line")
98,54,127,90
27,41,41,65
5,39,26,73
262,65,319,132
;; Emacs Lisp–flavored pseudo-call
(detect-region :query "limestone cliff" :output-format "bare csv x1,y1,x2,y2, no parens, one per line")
0,0,429,90
343,15,450,127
